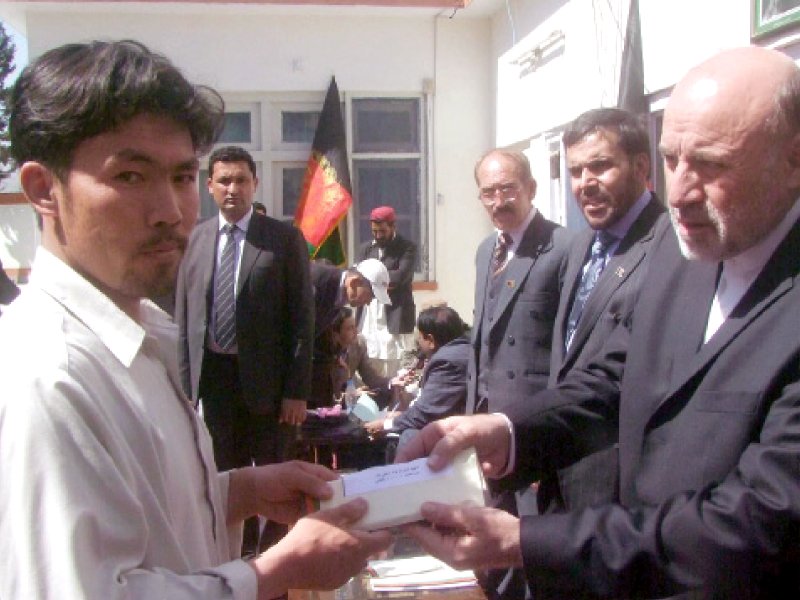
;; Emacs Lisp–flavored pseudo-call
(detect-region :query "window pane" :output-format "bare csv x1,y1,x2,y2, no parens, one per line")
282,111,320,143
282,167,307,219
352,99,419,153
353,159,420,270
218,112,252,144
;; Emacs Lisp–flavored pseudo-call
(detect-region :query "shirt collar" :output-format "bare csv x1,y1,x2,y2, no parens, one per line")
723,196,800,283
29,248,170,368
605,190,652,241
497,204,537,251
218,206,253,234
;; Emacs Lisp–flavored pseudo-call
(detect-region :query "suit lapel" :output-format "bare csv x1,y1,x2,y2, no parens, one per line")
199,219,218,299
491,213,551,330
566,200,664,363
556,231,593,363
238,215,264,295
473,236,493,340
661,218,800,405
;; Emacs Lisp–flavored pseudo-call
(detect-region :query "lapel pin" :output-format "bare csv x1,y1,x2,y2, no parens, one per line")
615,266,625,278
506,279,516,288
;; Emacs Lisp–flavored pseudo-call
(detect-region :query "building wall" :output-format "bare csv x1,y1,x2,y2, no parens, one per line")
4,4,496,320
484,0,789,233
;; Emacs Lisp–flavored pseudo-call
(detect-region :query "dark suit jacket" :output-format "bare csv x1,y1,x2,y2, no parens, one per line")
467,211,572,414
392,335,470,433
310,261,344,340
176,213,314,415
506,216,800,598
359,234,417,333
542,195,666,512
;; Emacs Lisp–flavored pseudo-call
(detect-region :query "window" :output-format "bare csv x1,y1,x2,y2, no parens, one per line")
351,97,426,276
204,93,429,277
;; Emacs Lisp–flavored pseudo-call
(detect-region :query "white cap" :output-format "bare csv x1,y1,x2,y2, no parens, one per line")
356,258,392,305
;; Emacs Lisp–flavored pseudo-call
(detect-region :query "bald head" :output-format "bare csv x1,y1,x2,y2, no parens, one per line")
660,46,800,261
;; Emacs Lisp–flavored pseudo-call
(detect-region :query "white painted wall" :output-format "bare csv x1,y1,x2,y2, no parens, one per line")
420,15,495,323
0,204,37,275
2,3,496,319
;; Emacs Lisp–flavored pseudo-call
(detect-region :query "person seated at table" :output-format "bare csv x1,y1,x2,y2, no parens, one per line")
330,307,392,408
364,305,470,448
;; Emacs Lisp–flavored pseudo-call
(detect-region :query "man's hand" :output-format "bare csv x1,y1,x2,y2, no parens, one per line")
280,398,307,425
227,461,337,525
364,418,388,437
404,502,522,571
394,414,511,478
251,498,392,599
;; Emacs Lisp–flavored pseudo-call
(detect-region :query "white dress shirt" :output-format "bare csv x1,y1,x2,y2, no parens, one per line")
705,198,800,342
0,249,256,600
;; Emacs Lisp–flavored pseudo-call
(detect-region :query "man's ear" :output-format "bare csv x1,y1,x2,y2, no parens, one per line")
19,162,61,219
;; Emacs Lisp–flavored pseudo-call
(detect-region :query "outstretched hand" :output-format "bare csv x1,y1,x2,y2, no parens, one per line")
404,502,522,571
394,414,512,478
228,461,337,525
252,498,392,599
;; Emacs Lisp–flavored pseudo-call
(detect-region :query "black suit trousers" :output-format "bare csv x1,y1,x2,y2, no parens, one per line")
199,350,296,471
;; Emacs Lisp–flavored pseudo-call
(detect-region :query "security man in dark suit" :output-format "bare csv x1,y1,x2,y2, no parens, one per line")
176,145,314,553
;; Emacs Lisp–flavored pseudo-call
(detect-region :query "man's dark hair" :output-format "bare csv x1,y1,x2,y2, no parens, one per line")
563,107,650,158
208,145,257,179
417,305,467,348
9,39,224,175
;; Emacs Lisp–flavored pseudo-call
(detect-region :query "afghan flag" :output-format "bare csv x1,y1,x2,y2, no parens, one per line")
295,76,351,266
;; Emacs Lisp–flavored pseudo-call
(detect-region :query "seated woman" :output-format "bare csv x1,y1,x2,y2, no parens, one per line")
363,305,470,448
331,308,392,409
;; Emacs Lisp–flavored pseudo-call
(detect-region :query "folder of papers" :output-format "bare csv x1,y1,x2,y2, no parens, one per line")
366,555,478,592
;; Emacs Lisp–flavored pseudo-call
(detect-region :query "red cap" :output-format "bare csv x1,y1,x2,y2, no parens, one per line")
369,206,396,223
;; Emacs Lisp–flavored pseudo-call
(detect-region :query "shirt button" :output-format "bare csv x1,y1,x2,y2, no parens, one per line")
508,336,515,345
507,371,515,379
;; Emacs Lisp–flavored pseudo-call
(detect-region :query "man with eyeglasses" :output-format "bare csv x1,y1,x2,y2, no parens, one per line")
466,149,572,597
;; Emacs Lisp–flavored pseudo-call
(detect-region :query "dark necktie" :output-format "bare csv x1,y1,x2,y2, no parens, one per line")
214,224,238,351
564,230,616,350
492,232,512,276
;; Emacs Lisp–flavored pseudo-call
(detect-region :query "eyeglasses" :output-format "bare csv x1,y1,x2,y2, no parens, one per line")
478,184,519,205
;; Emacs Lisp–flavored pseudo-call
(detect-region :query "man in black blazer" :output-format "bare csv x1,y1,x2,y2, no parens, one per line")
400,46,800,598
176,146,314,550
364,305,470,441
541,108,666,513
309,259,390,407
358,205,417,376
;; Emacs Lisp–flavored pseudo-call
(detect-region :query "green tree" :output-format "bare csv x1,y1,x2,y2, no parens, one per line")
0,22,16,181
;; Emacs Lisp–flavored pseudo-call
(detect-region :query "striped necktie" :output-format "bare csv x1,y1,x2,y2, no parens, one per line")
492,232,512,276
214,224,238,351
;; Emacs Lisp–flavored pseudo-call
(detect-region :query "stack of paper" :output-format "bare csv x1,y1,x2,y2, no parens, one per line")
367,555,477,592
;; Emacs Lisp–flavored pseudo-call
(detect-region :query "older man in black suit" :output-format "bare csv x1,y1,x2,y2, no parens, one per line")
176,145,314,552
401,46,800,598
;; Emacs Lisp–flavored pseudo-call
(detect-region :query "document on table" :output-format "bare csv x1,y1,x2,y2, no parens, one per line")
367,555,478,592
